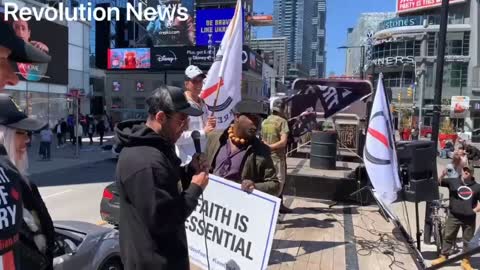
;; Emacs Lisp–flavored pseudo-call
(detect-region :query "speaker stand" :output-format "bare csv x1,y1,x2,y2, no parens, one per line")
415,201,422,251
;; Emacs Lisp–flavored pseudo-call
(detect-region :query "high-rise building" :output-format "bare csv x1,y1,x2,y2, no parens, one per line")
349,1,480,132
344,12,395,77
273,0,326,78
250,37,288,77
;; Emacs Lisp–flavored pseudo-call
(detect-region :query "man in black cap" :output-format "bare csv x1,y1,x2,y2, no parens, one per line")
0,19,52,268
115,85,209,270
205,100,281,196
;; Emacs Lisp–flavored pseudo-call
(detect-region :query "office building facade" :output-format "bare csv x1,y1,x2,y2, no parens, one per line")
1,0,91,127
345,12,395,77
364,0,480,131
250,37,288,77
273,0,326,78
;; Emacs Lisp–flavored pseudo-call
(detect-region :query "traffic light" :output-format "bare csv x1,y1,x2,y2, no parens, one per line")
407,87,413,97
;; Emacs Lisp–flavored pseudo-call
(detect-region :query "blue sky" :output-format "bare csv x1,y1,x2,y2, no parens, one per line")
254,0,396,76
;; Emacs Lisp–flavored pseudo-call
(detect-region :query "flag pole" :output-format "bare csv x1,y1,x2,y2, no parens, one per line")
210,78,223,117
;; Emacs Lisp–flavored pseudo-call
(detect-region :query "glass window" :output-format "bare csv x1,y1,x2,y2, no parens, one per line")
398,43,406,56
311,51,317,67
427,33,436,56
414,40,421,56
463,32,470,56
450,63,468,87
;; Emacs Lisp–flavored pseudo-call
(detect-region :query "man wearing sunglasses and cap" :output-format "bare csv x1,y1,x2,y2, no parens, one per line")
432,165,480,270
115,85,209,270
0,19,54,270
205,100,280,196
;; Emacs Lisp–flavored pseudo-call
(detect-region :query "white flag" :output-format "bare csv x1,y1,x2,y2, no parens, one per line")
364,75,402,205
200,0,243,130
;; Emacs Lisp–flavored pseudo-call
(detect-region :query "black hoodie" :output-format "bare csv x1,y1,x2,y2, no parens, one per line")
115,120,203,270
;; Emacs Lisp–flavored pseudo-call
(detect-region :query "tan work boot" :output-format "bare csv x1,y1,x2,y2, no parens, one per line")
431,255,447,266
461,258,474,270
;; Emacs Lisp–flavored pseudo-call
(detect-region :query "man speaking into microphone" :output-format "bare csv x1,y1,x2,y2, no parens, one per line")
115,86,209,270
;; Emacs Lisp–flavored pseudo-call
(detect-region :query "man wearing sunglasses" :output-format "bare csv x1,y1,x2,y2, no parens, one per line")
176,65,216,166
115,85,210,270
432,165,480,270
205,100,280,196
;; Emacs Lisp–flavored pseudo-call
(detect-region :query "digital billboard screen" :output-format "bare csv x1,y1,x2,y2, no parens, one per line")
107,48,151,69
397,0,465,13
1,12,69,85
196,8,235,46
144,0,195,46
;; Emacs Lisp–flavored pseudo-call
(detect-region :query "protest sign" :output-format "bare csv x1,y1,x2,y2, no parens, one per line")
186,175,280,270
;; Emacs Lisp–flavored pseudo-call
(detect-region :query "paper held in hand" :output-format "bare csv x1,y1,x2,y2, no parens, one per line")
186,174,281,270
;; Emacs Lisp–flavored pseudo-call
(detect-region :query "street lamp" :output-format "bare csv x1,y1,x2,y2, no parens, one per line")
338,45,365,80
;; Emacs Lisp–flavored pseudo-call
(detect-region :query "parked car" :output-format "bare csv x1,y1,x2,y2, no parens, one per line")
53,220,122,270
100,183,120,226
421,126,432,138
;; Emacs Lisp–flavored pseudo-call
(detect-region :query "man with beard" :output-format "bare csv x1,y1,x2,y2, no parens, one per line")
116,86,209,270
206,100,280,196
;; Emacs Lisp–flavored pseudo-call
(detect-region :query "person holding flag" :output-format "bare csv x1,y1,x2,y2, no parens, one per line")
363,74,402,205
199,0,243,131
175,65,216,166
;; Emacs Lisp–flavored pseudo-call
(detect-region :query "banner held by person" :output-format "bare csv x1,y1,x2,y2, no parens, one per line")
186,175,280,270
289,79,372,119
363,74,402,205
200,0,242,130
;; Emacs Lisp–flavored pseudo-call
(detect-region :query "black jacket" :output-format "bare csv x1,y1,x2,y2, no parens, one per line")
0,146,54,269
115,120,202,270
442,176,480,217
0,145,23,253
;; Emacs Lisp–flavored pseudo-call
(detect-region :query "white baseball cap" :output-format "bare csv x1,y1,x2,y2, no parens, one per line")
185,65,206,80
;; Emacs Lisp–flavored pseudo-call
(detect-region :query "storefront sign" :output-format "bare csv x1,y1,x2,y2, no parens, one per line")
371,56,415,66
196,8,236,46
243,46,263,74
397,0,466,14
378,16,423,30
451,96,469,118
186,175,280,270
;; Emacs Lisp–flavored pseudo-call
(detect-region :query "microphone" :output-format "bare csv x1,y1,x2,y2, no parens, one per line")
191,130,202,153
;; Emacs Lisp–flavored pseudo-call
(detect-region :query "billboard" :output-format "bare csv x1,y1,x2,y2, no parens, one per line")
242,47,263,74
112,81,121,92
196,8,235,46
144,0,195,46
451,96,469,118
1,14,69,85
151,46,215,69
107,48,151,69
151,46,262,72
136,81,145,92
397,0,466,13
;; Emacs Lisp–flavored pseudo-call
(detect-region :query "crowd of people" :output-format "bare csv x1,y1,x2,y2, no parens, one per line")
0,18,293,269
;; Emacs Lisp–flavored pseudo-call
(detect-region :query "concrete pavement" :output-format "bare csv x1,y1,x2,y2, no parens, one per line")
27,132,116,175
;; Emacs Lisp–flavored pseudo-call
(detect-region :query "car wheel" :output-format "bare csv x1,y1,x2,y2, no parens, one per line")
100,258,123,270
